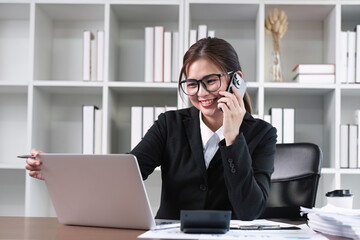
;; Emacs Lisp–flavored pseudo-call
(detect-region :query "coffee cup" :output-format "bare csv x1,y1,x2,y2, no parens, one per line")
326,189,354,209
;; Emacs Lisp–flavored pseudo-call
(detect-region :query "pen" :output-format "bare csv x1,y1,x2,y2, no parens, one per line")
230,225,300,230
17,155,36,159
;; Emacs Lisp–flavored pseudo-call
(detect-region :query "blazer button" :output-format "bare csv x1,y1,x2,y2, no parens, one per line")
231,168,236,174
227,158,233,164
199,184,207,192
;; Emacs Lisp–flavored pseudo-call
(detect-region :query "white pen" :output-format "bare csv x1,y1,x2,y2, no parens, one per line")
17,155,36,159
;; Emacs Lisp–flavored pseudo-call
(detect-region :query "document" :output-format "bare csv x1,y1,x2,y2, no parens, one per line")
138,219,327,239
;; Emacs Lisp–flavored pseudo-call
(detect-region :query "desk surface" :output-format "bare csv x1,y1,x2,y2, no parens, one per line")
0,217,350,240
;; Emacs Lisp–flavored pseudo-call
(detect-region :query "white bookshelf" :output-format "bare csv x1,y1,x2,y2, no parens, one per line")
1,0,360,217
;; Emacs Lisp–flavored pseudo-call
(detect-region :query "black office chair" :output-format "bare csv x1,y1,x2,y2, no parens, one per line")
260,143,323,219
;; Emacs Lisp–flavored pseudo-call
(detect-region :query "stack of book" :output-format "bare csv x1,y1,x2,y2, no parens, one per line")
340,26,360,84
189,24,216,47
144,26,179,83
269,107,295,144
292,63,335,84
340,109,360,169
131,105,177,150
83,30,104,82
82,105,102,154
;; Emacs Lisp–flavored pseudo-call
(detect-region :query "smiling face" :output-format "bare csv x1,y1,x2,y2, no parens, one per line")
187,58,230,124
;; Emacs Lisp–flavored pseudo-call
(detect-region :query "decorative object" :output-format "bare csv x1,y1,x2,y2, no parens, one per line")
265,8,288,82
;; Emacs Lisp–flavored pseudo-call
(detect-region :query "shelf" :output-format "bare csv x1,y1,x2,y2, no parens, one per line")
0,3,30,82
0,163,26,170
264,4,336,83
33,3,105,81
263,82,336,95
108,3,180,83
188,2,259,83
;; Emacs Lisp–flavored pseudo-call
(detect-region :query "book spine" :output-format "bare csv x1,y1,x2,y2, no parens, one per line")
197,25,207,40
131,106,143,150
208,30,215,38
356,25,360,84
90,35,97,81
94,108,102,154
96,30,104,82
189,30,197,48
142,107,154,137
82,105,97,154
340,124,349,168
144,27,154,83
172,32,179,83
348,31,356,84
283,108,295,144
340,31,348,84
270,108,283,144
163,32,172,83
83,31,93,81
355,110,360,168
154,26,164,83
349,124,358,168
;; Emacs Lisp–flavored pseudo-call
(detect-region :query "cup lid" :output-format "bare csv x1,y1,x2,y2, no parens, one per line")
326,189,353,197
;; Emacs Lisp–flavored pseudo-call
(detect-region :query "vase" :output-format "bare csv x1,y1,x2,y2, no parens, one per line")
271,50,283,82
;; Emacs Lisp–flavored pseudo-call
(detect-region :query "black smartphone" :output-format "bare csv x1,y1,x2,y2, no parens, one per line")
226,72,247,98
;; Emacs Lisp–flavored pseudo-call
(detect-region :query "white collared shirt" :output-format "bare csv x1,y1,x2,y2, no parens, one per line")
200,112,225,169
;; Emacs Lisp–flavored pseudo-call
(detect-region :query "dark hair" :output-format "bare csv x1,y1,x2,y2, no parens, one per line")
178,37,252,114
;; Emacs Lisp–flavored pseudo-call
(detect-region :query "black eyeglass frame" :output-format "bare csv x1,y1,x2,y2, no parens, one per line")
179,71,235,96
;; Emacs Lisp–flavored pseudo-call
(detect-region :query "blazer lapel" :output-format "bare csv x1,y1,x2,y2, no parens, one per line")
182,107,207,179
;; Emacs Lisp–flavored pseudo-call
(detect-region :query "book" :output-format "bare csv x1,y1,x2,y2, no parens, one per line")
355,110,360,168
356,25,360,84
82,105,98,154
142,107,154,137
154,26,164,82
270,108,283,144
144,27,154,83
163,32,172,83
172,32,179,83
131,106,143,150
340,31,348,84
340,124,349,168
90,35,97,81
96,30,104,82
154,107,165,121
293,74,335,84
197,25,207,40
83,30,94,81
283,108,295,144
347,31,356,84
292,64,335,74
94,108,102,154
349,124,358,168
208,30,215,38
189,29,197,47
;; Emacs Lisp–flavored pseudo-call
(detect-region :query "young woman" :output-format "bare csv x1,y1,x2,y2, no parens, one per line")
26,37,277,220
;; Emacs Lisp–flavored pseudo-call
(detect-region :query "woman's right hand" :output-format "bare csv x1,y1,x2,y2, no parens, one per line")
25,149,44,180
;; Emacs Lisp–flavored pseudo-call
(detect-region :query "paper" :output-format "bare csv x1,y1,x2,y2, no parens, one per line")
138,219,327,239
301,204,360,239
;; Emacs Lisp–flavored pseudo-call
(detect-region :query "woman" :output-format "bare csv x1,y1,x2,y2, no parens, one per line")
26,37,277,220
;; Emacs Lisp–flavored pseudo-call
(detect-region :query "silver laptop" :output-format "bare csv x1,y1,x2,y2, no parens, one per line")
38,153,156,230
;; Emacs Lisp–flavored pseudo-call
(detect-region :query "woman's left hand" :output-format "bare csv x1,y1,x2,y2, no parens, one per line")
217,86,246,146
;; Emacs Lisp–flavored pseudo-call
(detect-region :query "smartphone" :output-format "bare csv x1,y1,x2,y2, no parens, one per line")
226,72,247,98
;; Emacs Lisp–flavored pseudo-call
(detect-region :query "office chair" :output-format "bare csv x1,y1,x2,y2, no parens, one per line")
260,143,323,219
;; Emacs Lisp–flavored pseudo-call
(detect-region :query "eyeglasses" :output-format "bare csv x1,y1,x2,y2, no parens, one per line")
179,71,234,96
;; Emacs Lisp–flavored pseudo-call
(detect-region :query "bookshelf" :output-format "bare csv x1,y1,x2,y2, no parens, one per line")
1,0,360,217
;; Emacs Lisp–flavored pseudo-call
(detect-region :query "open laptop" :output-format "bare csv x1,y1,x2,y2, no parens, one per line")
38,153,156,230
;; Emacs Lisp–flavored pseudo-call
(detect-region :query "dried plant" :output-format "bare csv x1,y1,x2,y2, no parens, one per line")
265,8,288,52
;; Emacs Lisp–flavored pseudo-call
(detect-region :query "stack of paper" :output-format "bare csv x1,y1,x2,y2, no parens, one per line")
301,204,360,239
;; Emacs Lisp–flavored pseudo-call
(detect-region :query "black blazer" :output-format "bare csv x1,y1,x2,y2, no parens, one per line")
131,107,277,220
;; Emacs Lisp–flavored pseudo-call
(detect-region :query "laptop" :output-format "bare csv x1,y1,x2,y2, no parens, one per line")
38,153,156,230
